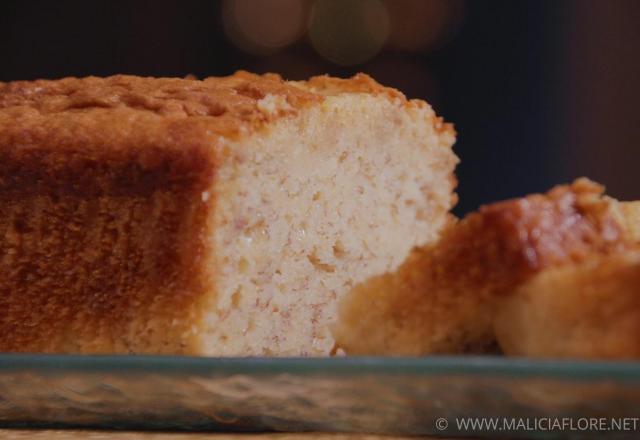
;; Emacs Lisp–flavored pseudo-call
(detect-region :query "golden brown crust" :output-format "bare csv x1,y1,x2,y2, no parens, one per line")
495,251,640,359
0,72,319,178
334,179,635,355
0,72,429,353
0,72,416,173
0,71,316,115
0,174,213,353
438,178,628,292
0,72,413,140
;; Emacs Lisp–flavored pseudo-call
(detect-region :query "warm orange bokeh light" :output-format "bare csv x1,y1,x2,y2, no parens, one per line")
223,0,309,55
385,0,464,53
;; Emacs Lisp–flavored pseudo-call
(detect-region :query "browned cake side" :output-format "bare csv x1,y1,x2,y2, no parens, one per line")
495,251,640,359
0,148,214,352
333,178,635,355
0,73,315,352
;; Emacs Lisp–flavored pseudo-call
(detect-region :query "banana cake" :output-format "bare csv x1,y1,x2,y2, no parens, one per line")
0,72,457,355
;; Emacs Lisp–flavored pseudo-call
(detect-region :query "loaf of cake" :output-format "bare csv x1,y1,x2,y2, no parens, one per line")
333,179,638,355
0,72,457,355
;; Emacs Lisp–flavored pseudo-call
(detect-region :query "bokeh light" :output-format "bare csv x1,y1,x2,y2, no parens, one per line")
309,0,390,66
222,0,309,55
384,0,464,53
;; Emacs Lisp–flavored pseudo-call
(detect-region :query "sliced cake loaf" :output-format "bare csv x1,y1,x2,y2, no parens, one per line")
0,72,457,355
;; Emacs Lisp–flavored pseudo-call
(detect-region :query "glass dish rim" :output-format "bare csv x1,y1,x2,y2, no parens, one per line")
1,353,639,381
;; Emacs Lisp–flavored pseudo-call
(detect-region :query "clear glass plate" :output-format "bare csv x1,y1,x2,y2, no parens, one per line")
0,354,639,439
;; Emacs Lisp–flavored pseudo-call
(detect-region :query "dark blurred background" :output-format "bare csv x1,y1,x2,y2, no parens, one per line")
1,0,638,214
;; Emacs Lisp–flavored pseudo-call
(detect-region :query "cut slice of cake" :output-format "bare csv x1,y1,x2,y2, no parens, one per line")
333,179,637,355
0,72,457,355
494,251,640,359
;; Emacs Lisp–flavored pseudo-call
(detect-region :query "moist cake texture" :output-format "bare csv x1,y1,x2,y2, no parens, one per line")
0,72,457,355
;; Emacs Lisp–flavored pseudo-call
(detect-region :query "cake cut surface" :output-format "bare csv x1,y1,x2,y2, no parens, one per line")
0,72,457,355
